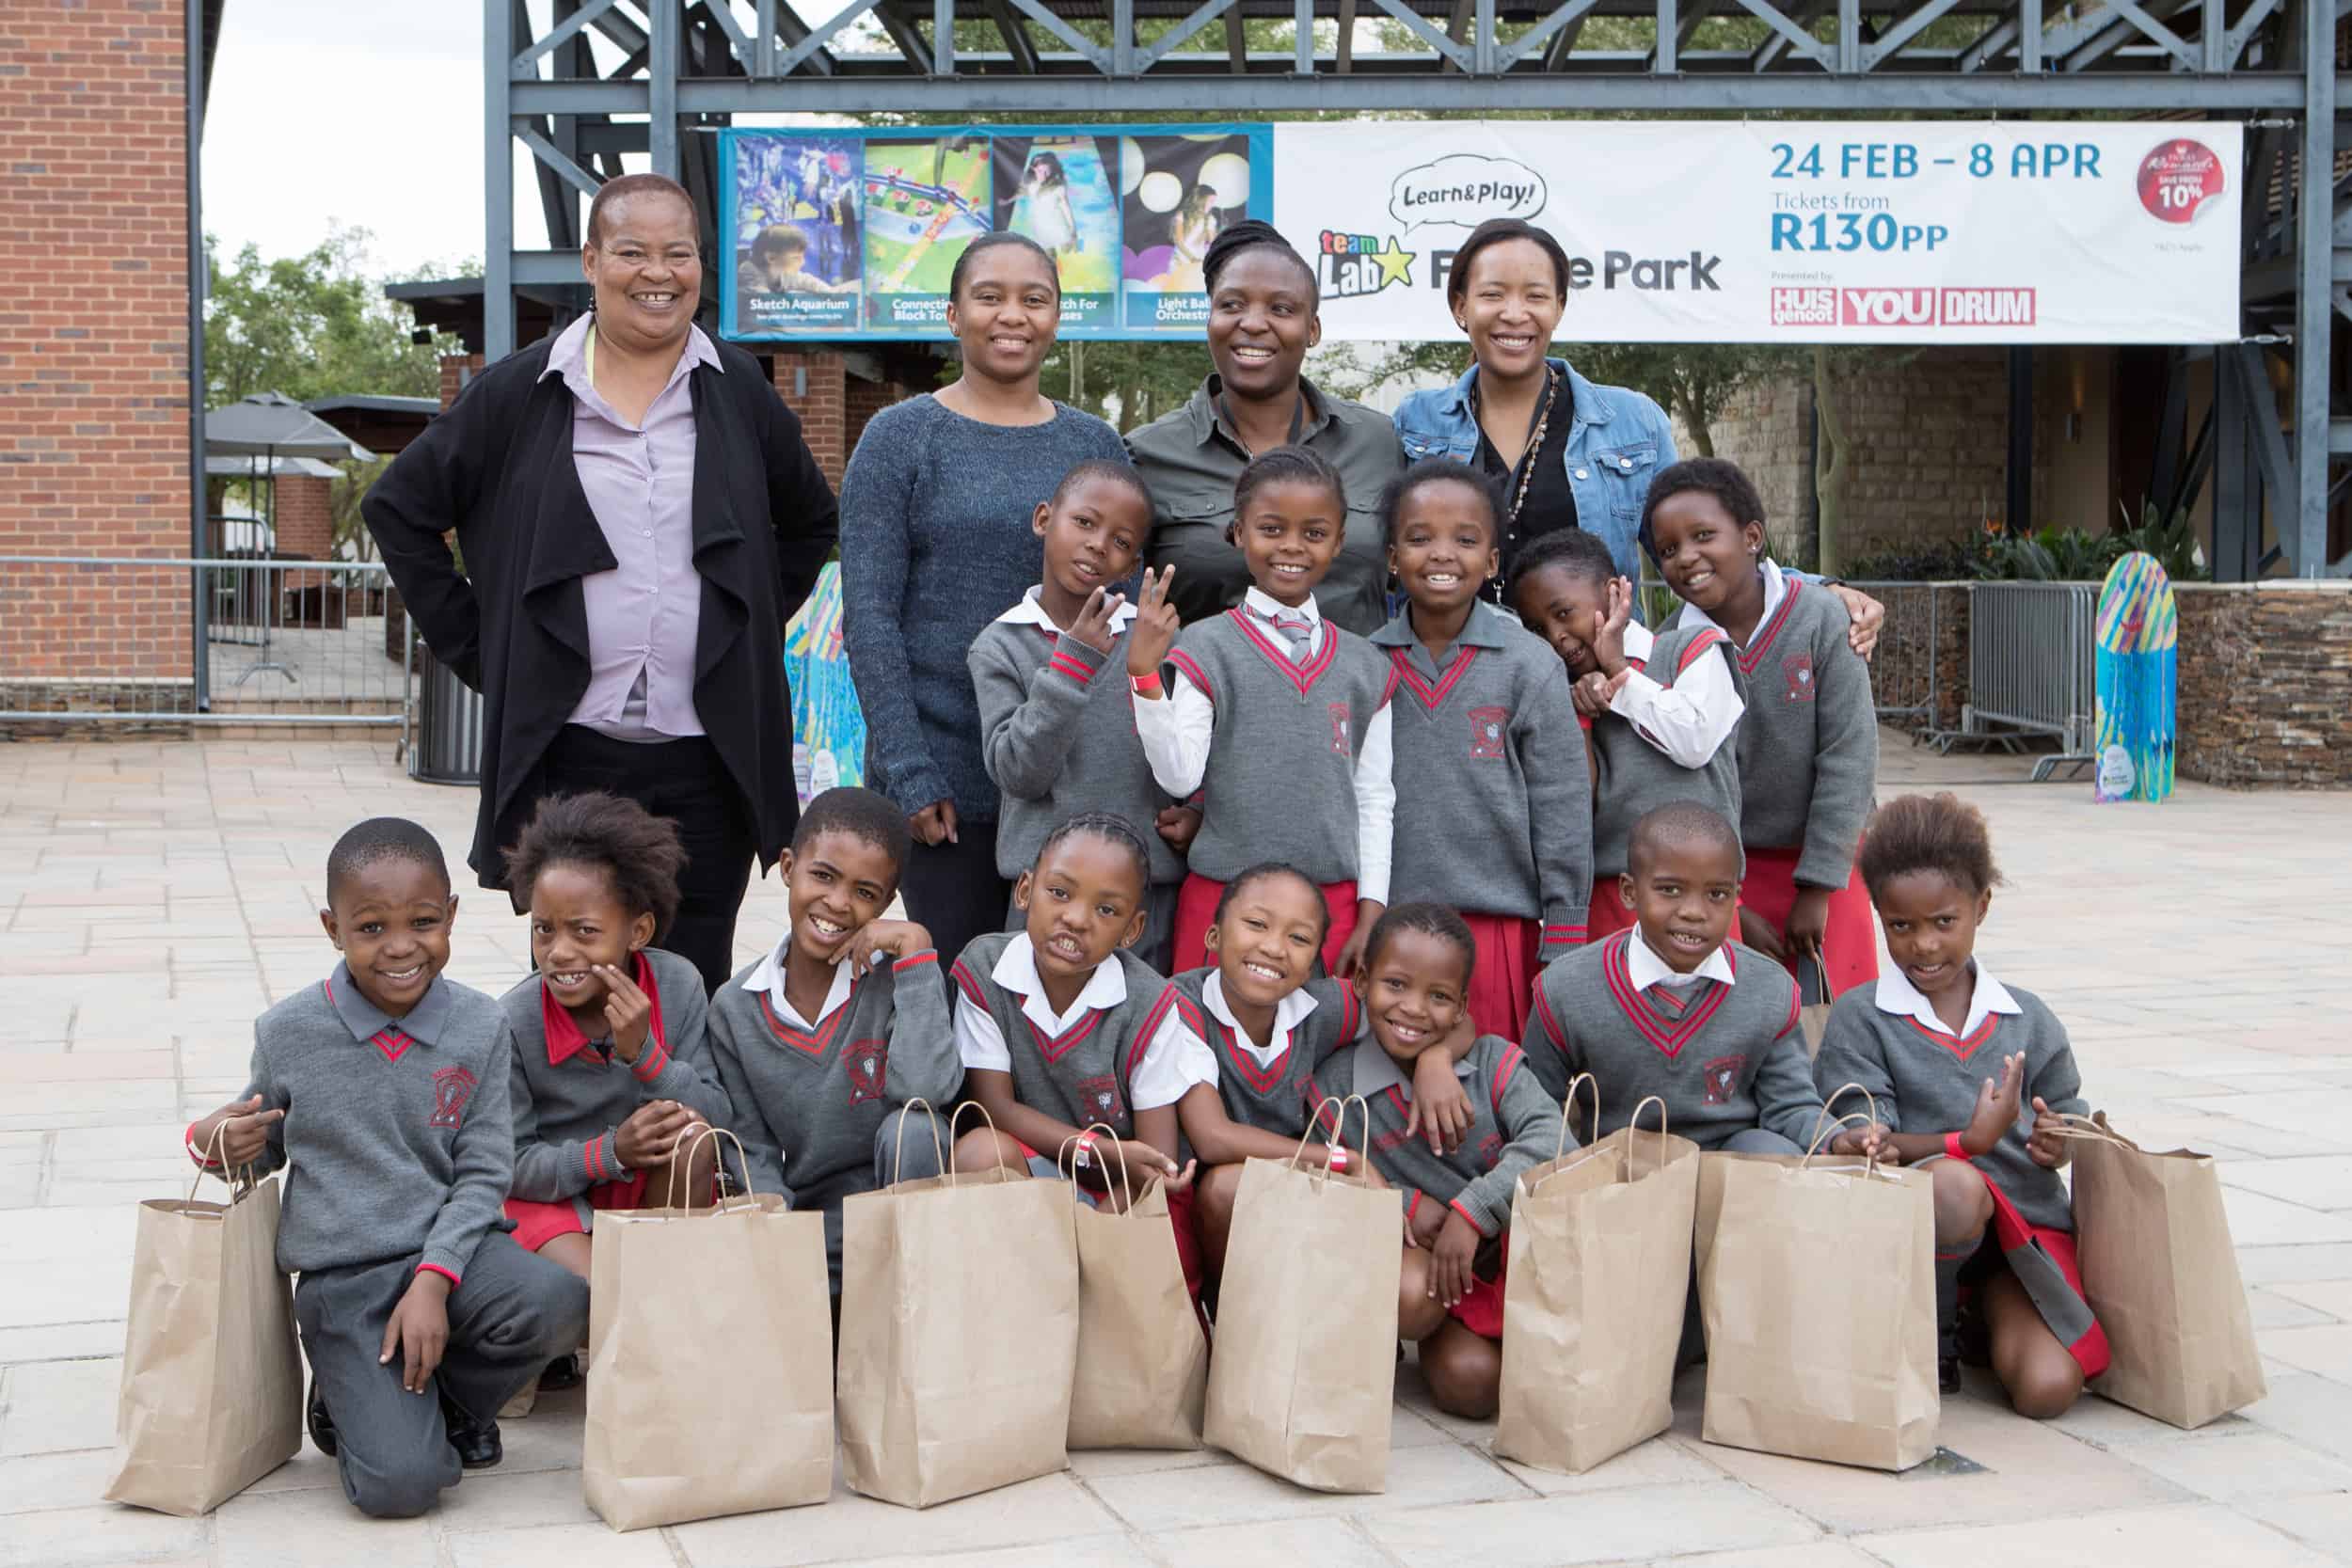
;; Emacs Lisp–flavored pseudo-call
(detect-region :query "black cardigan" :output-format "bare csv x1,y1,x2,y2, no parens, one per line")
362,332,838,890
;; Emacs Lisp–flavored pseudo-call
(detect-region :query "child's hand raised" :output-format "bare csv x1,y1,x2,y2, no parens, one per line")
1066,586,1128,656
850,918,934,976
2026,1095,2072,1169
1594,577,1635,675
1961,1052,2026,1158
1125,566,1182,683
596,961,653,1063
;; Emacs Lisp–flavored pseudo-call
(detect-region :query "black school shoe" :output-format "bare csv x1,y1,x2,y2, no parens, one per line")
537,1352,582,1392
1938,1327,1963,1395
440,1395,502,1469
307,1377,339,1457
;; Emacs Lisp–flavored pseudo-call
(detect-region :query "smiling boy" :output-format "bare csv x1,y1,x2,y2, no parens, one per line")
185,818,588,1518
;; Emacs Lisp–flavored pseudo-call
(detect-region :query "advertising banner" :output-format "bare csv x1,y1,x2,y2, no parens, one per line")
1275,120,2241,344
721,125,1271,341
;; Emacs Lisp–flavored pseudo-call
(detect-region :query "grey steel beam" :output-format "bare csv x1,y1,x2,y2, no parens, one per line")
873,3,935,71
515,249,596,284
512,0,624,73
1657,0,1677,71
1003,0,1114,68
987,0,1042,71
755,0,778,75
2060,0,2191,71
936,0,956,72
516,122,604,197
486,0,515,362
2018,0,2040,71
1295,0,1312,72
1360,0,1476,68
2292,0,2332,574
509,70,2303,110
769,2,839,73
649,0,677,176
1858,0,1965,71
1136,0,1245,69
696,0,754,67
1724,0,1834,67
1229,4,1250,70
1496,0,1601,66
2090,0,2199,69
2226,0,2283,65
1752,0,1828,70
781,0,882,75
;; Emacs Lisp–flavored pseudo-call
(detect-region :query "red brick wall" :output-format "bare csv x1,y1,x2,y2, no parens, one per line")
771,351,847,488
846,374,908,461
0,0,192,681
276,474,333,558
439,354,485,411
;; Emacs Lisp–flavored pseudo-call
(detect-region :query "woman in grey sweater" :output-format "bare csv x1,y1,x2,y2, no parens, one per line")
839,232,1128,967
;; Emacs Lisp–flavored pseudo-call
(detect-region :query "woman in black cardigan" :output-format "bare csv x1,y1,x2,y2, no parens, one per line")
365,173,837,993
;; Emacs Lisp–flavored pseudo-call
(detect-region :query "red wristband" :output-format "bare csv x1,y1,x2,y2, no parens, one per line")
1129,673,1164,697
1327,1147,1348,1174
1074,1131,1097,1169
1944,1132,1970,1163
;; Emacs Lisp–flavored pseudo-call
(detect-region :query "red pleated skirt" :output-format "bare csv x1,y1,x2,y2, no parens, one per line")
1461,911,1539,1041
1735,847,1880,993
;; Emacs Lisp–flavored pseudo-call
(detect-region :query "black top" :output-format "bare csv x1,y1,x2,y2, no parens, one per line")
1473,372,1579,587
362,332,838,889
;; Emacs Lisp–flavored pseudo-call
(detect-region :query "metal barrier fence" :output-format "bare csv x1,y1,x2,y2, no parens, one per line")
1842,580,1940,733
0,556,409,726
1963,580,2100,766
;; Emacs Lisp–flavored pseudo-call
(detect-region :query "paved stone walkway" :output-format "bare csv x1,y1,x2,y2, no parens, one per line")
2,736,2348,1568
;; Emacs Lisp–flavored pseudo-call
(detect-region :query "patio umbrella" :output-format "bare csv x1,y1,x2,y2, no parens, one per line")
203,392,374,462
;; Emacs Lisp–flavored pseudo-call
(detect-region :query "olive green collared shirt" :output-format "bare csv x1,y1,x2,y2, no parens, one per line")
1125,373,1403,635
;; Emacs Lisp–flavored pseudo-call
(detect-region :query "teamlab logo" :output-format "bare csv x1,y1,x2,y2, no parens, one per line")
1770,287,2037,327
1320,230,1418,299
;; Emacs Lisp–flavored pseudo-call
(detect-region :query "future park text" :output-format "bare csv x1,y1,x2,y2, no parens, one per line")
1432,247,1723,292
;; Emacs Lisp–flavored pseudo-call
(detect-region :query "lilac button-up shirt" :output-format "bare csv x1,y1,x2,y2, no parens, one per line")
540,312,722,741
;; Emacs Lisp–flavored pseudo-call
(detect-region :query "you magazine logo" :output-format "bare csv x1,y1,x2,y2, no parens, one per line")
1771,286,2037,328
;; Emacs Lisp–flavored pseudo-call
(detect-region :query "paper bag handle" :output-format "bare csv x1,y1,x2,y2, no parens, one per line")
888,1096,946,1184
1295,1095,1373,1184
1801,1110,1872,1165
185,1122,259,1204
1627,1095,1671,1180
1803,951,1836,1007
1804,1081,1881,1162
1551,1072,1599,1162
1057,1122,1136,1212
944,1100,1011,1188
2048,1110,2137,1151
661,1124,758,1217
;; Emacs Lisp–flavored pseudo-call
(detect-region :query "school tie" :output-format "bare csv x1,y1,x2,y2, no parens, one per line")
1259,610,1314,664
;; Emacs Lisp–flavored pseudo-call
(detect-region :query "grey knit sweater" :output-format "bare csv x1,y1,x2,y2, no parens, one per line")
1308,1034,1563,1239
1165,967,1359,1141
1370,601,1592,958
1813,979,2087,1230
499,948,731,1204
1589,623,1746,879
706,948,961,1207
1165,609,1391,885
1709,575,1877,888
840,396,1129,822
229,964,513,1282
1525,932,1824,1152
950,932,1184,1140
969,612,1184,886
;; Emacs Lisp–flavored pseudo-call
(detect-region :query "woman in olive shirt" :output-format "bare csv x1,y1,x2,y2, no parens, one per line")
1126,221,1401,634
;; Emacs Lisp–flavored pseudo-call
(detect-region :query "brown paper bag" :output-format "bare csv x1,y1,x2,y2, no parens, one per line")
1496,1085,1699,1475
1204,1097,1400,1494
105,1141,301,1516
1697,1100,1939,1472
584,1129,834,1530
2061,1111,2265,1429
839,1101,1080,1508
1058,1127,1207,1451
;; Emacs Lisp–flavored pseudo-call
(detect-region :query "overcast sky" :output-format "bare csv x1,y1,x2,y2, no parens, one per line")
200,0,870,280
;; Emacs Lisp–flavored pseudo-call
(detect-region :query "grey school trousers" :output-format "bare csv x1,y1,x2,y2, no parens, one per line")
294,1241,589,1518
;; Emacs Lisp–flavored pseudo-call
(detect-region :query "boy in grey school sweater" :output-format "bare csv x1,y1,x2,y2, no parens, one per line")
704,787,962,1291
1369,598,1593,963
1523,804,1878,1160
971,587,1186,971
187,818,587,1519
1588,621,1746,887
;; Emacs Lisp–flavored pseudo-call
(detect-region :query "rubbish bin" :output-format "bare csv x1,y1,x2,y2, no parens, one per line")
412,641,485,786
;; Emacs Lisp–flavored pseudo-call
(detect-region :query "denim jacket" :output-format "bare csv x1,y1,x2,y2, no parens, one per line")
1392,357,1675,591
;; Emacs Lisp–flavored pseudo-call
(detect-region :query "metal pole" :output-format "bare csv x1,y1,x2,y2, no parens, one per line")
186,0,209,713
486,0,516,363
2293,0,2333,576
650,0,679,178
2007,345,2033,537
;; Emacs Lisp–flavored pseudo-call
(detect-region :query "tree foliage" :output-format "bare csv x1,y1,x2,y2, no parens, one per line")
203,224,460,408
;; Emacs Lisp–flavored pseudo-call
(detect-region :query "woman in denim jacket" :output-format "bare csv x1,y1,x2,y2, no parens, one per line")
1391,218,1881,648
